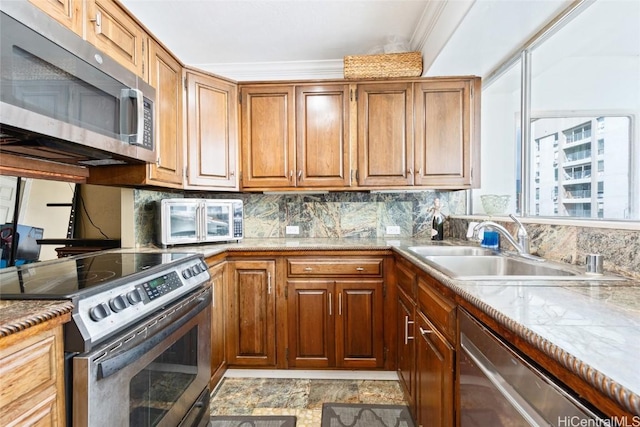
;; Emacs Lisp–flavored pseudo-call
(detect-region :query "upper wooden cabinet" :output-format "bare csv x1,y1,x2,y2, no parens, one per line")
240,77,480,191
29,0,83,34
241,84,351,190
296,84,351,187
85,0,148,79
185,70,238,190
240,85,296,189
357,82,413,187
414,79,480,188
147,41,184,188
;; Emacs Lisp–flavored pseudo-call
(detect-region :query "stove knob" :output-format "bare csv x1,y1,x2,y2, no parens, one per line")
109,295,130,312
191,265,200,275
89,303,111,322
182,269,193,279
127,289,143,305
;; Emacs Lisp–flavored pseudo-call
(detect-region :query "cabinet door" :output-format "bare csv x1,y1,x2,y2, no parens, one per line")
185,71,238,189
286,280,335,368
85,0,147,79
357,83,413,186
147,41,184,188
296,85,351,187
416,312,454,427
397,288,416,411
241,86,295,189
29,0,83,35
226,260,276,366
209,263,226,388
414,79,479,188
335,280,385,368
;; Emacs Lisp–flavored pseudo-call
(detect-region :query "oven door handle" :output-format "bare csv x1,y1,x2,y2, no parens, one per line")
97,292,210,379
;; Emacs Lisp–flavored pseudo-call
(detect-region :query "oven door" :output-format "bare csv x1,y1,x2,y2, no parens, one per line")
73,286,211,427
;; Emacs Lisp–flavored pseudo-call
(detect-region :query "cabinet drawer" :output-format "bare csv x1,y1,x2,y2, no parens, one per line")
417,277,456,344
396,261,416,299
288,258,383,277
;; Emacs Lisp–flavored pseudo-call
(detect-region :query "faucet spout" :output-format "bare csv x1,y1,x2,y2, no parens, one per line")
472,221,521,252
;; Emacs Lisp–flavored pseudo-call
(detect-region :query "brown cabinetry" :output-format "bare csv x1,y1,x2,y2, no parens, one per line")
395,261,417,411
286,257,385,369
208,261,226,388
29,0,83,34
185,70,238,190
415,310,454,427
240,77,479,191
0,317,68,427
226,259,276,367
85,0,148,79
394,257,457,427
241,84,350,190
414,79,480,188
240,85,295,189
356,82,414,186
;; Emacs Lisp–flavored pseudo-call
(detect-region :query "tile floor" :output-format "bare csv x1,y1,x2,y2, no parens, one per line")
209,371,408,427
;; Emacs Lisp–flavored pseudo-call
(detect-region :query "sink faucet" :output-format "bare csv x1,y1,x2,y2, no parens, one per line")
472,214,540,260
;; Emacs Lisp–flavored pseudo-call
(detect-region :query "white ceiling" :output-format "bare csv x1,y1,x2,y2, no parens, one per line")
119,0,573,82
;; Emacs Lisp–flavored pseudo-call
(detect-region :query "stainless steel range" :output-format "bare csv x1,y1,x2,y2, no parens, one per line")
0,251,212,427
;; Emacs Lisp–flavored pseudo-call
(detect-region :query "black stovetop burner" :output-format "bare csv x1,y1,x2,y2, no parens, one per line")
0,251,195,298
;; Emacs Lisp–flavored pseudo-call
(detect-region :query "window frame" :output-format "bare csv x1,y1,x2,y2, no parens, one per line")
480,0,640,225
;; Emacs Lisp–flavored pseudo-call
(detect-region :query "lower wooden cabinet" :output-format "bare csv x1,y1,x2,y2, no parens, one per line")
395,256,457,427
287,279,385,369
0,318,68,427
415,311,454,427
226,259,276,367
209,262,226,388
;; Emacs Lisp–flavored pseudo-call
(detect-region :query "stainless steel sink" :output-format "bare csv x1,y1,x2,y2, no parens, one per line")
417,255,624,281
408,246,496,257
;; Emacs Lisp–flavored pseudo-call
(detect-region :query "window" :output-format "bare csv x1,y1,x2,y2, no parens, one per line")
477,0,639,221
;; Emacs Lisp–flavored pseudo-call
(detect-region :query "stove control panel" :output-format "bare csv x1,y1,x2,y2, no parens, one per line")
71,255,211,353
141,271,182,301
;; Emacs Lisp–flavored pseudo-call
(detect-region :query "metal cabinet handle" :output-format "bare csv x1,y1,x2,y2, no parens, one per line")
419,327,432,336
304,267,313,272
289,170,293,180
91,11,102,34
329,293,332,316
404,316,415,344
267,272,272,294
355,267,364,271
408,168,413,175
297,170,302,181
405,316,415,345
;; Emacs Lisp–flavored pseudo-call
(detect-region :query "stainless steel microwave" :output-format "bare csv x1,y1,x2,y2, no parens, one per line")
0,2,155,166
156,199,244,247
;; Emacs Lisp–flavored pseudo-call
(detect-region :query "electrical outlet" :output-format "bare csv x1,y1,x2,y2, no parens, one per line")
286,225,300,235
386,225,401,235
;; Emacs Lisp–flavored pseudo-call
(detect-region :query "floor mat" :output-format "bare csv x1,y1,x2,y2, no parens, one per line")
210,415,297,427
321,403,414,427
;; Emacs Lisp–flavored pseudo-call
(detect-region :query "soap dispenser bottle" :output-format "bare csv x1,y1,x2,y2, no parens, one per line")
430,198,445,241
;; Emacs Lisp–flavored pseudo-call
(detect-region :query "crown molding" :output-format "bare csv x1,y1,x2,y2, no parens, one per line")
193,59,345,82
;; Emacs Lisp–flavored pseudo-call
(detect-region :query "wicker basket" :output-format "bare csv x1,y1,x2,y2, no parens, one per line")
343,51,423,79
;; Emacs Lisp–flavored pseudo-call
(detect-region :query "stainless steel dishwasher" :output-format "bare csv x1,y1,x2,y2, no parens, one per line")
458,308,604,426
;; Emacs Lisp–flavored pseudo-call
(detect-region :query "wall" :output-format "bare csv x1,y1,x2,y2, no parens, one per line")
449,217,640,280
132,189,468,246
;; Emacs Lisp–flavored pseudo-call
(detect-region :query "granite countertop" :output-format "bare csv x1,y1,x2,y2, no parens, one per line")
0,299,74,337
1,237,638,415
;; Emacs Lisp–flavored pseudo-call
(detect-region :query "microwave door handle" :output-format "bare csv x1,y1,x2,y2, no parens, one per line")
200,203,207,241
119,88,144,145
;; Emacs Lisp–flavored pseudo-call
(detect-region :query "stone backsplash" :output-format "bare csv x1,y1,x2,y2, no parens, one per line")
448,217,640,280
134,189,467,245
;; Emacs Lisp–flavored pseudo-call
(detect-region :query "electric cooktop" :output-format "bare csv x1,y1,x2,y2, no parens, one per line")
0,251,195,298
